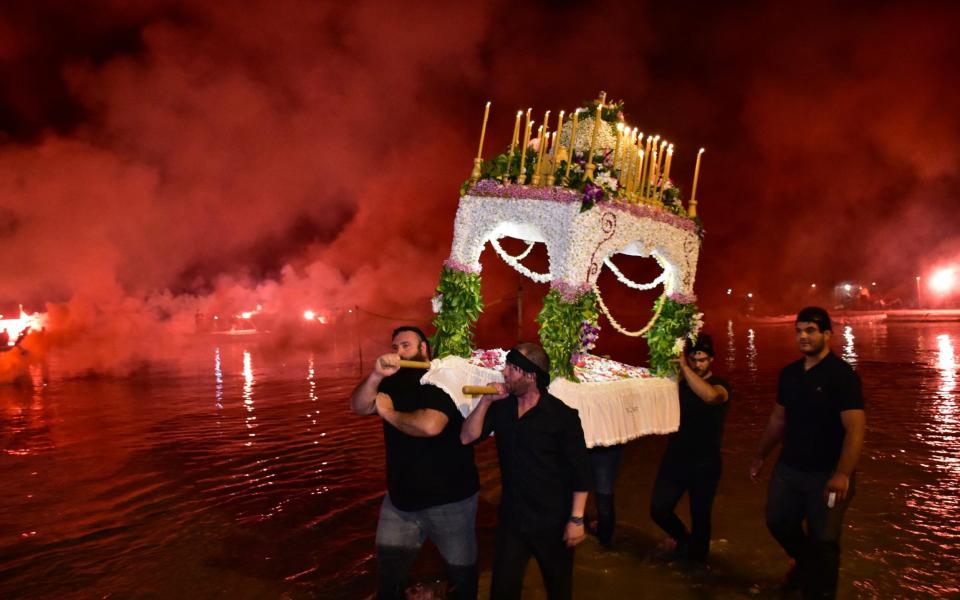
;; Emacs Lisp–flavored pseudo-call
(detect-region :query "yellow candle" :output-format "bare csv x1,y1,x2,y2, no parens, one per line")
552,111,565,157
691,147,705,202
613,123,623,173
632,149,644,197
534,124,545,182
656,140,667,180
476,101,491,160
509,110,522,156
585,103,602,170
663,144,674,183
519,119,534,184
564,109,580,180
640,135,653,196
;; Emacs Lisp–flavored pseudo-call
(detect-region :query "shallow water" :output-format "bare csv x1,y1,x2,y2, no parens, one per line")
0,322,958,598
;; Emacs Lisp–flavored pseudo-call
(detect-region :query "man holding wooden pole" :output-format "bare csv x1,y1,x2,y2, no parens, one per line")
350,326,480,599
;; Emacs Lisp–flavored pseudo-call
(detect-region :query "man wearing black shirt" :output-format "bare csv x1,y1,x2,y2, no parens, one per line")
461,342,592,600
751,307,866,599
650,333,730,565
350,326,480,600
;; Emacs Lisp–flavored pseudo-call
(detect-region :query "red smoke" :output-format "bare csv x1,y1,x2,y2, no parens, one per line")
0,1,958,373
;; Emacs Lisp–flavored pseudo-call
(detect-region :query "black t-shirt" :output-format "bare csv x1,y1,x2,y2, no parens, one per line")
777,352,864,473
378,368,480,511
663,374,730,465
481,392,592,532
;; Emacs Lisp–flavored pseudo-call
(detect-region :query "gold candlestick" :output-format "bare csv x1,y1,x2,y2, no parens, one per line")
563,109,580,183
656,139,667,190
689,147,705,216
546,131,558,185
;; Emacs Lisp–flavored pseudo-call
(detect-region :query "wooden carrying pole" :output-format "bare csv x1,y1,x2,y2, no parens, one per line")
463,385,499,395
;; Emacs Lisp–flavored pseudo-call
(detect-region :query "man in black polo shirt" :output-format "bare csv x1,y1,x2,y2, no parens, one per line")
650,334,730,566
750,307,866,599
350,326,480,600
460,342,592,600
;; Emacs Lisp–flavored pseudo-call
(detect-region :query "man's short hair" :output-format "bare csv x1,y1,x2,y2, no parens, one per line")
514,342,550,375
686,333,715,357
391,325,431,356
796,306,832,332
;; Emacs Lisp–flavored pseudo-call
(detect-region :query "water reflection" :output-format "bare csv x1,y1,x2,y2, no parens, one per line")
725,319,736,371
214,347,223,409
936,334,956,400
243,350,256,445
842,325,858,366
746,328,757,374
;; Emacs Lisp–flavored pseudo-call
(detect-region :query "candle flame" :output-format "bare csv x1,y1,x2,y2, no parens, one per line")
699,147,706,154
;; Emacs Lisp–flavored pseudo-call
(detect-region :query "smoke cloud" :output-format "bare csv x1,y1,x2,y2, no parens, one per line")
0,1,957,374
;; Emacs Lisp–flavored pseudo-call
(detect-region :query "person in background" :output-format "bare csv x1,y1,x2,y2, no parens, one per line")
751,307,866,598
650,333,730,567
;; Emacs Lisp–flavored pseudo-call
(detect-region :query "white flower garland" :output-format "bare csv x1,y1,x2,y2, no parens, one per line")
602,257,667,291
490,237,552,283
593,284,665,337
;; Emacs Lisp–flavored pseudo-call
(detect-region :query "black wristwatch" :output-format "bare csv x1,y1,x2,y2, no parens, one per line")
569,515,584,525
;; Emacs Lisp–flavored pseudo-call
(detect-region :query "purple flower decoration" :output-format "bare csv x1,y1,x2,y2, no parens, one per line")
582,182,604,204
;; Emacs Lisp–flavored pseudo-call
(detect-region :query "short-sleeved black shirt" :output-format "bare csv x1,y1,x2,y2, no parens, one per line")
777,351,864,473
663,375,730,466
481,392,593,532
378,368,480,511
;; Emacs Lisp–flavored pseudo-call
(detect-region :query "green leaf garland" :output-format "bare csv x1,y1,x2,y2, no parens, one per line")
430,267,483,358
536,289,598,381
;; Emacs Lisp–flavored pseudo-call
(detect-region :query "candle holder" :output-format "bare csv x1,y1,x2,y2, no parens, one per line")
502,149,515,183
585,163,597,181
470,158,483,184
688,198,698,217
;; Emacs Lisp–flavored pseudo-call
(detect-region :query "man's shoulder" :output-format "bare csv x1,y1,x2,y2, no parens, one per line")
543,392,579,418
779,358,805,377
706,374,730,390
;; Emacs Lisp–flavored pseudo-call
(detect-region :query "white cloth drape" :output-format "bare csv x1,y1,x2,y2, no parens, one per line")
421,355,679,448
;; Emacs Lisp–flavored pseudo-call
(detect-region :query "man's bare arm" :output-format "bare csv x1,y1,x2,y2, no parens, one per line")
825,408,866,502
375,392,449,437
349,354,400,415
460,383,508,444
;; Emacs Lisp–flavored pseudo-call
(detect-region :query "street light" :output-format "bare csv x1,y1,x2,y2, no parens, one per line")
916,276,922,308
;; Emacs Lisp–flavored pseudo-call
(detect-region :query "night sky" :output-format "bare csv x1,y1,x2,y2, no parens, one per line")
2,1,959,361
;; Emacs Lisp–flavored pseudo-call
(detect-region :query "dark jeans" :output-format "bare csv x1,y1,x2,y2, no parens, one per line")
588,444,624,546
375,493,478,600
766,463,855,600
490,524,573,600
649,457,722,562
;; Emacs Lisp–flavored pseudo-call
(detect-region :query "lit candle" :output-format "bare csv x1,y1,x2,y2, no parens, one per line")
509,110,522,157
552,111,565,157
663,144,674,182
564,109,580,180
519,119,534,184
585,103,603,173
640,135,653,197
656,139,667,181
533,124,544,184
476,101,491,160
613,123,624,174
690,147,705,204
632,149,644,198
537,111,550,179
